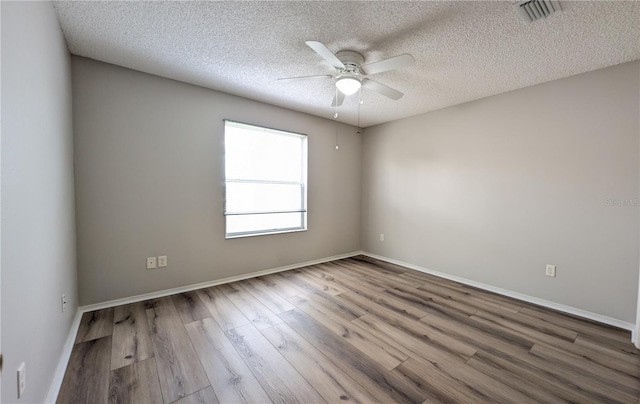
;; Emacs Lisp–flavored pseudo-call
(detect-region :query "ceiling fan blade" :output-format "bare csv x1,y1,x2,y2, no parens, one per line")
362,79,404,100
362,54,414,75
305,41,345,69
331,91,345,107
278,74,333,82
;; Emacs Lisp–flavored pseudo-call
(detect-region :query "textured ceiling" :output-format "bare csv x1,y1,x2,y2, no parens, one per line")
53,1,640,128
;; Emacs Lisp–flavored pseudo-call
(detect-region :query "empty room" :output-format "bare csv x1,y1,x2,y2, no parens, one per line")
2,1,639,403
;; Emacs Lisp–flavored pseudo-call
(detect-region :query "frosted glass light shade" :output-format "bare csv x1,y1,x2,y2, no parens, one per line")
335,77,361,95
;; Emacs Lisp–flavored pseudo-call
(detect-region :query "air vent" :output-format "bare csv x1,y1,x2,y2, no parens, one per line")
515,0,561,23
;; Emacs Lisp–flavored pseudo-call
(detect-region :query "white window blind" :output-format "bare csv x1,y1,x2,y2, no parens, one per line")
224,120,308,238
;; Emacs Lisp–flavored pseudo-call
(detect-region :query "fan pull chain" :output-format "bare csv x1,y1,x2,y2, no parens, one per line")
334,84,339,149
357,87,362,135
333,85,339,119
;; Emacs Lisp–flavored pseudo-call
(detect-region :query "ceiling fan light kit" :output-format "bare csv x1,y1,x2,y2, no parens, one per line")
335,76,361,95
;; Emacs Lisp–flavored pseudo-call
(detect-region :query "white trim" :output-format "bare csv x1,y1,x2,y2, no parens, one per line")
362,252,635,334
45,309,83,403
80,251,363,313
46,250,361,402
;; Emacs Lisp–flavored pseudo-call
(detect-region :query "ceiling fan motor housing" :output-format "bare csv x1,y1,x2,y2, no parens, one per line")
336,50,365,75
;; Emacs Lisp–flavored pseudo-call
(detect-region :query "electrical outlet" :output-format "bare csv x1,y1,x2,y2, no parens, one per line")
147,257,157,269
380,233,385,242
17,362,25,399
61,294,67,312
546,264,556,277
158,256,167,267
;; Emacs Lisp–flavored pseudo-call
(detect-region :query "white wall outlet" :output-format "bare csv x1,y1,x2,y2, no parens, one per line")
546,264,556,277
379,233,385,242
158,255,167,268
61,294,67,312
146,257,157,269
17,362,26,399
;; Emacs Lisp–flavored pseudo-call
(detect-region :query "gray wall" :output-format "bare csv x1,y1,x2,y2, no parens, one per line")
72,57,362,305
362,61,640,323
1,2,78,403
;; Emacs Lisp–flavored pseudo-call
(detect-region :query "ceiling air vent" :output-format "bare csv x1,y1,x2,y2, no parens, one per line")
515,0,561,23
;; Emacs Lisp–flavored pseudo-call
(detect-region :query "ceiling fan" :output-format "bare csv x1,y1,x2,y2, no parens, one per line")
279,41,415,107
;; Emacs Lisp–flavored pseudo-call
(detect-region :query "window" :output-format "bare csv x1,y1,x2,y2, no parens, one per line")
224,120,308,238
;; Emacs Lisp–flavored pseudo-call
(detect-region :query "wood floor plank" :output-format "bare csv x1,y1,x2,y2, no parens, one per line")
57,336,112,404
349,256,408,275
384,286,478,318
172,387,219,404
62,257,639,404
258,273,305,297
196,286,250,331
468,311,637,376
464,355,578,403
171,291,212,324
262,323,383,403
353,314,476,365
75,308,114,344
241,277,296,314
573,335,640,372
185,318,272,403
419,313,534,358
289,294,409,370
142,297,174,310
300,288,367,321
519,305,632,344
219,283,283,330
108,357,163,404
575,333,640,359
468,350,613,403
146,303,209,403
343,262,419,290
329,261,398,292
111,302,154,370
395,357,527,404
225,323,327,403
473,309,579,342
415,280,521,315
347,286,431,320
280,308,427,403
281,269,347,296
529,343,640,399
308,262,387,293
297,266,351,294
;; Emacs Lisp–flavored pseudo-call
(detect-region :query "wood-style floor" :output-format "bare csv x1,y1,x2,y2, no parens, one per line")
57,256,640,403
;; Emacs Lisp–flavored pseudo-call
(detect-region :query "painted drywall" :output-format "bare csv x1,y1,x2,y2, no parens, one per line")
72,57,362,305
1,2,78,403
362,61,640,323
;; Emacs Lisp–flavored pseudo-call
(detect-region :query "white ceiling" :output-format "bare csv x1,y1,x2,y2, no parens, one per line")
52,1,640,128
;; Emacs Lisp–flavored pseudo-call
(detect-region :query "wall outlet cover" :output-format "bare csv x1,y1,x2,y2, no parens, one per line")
545,264,556,277
147,257,157,269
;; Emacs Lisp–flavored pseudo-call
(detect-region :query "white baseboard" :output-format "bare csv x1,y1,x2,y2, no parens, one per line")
47,248,635,402
361,252,635,334
45,309,83,403
47,250,362,403
80,250,363,313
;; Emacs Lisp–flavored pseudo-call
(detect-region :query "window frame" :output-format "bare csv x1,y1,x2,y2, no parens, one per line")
223,120,308,239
